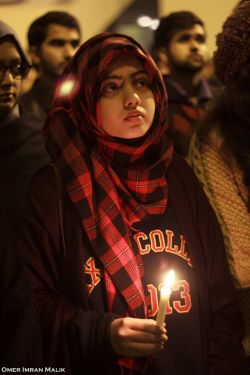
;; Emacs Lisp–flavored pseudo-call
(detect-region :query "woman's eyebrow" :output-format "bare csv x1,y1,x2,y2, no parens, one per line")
103,69,147,81
102,74,122,81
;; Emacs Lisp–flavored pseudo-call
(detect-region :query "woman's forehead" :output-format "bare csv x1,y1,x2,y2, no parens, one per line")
103,53,145,76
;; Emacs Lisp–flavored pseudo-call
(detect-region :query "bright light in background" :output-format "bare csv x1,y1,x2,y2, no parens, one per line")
137,15,159,30
150,19,160,30
137,15,152,27
59,79,75,96
55,77,79,100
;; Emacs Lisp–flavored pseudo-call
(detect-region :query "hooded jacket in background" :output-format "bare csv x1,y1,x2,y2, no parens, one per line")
0,19,44,367
0,19,50,229
0,19,29,67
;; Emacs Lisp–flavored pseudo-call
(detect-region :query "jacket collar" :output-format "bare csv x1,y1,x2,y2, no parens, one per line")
163,75,213,104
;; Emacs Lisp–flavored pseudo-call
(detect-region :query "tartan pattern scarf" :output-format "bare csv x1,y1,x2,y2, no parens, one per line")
45,32,173,371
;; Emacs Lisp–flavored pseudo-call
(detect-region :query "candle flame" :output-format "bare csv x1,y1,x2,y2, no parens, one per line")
161,269,175,296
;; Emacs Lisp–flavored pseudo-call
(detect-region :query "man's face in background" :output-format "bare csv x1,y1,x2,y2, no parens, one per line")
32,23,80,78
167,24,208,73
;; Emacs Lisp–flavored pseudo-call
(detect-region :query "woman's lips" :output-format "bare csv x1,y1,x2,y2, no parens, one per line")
125,114,144,126
124,111,144,125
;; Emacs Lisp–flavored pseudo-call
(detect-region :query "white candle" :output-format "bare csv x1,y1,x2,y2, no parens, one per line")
156,270,175,327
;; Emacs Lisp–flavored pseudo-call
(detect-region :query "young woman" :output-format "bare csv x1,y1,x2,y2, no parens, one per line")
15,32,247,374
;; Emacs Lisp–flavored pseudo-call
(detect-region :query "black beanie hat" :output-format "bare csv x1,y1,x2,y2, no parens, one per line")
214,0,250,84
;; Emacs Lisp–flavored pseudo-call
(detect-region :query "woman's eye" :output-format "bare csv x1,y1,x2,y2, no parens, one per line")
136,77,150,88
101,82,119,96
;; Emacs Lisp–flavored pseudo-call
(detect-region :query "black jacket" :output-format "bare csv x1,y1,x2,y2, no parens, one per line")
0,114,49,229
15,155,248,374
0,202,42,366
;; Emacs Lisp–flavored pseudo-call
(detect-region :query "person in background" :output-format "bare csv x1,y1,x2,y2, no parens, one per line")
0,20,42,367
0,20,49,230
189,0,250,368
151,11,215,157
14,32,248,374
150,44,170,75
21,11,81,129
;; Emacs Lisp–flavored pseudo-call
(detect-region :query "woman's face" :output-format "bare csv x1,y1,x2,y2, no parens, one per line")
98,53,155,139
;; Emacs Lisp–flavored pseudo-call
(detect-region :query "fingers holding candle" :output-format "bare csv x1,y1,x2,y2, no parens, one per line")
110,270,175,358
110,317,167,357
159,323,168,347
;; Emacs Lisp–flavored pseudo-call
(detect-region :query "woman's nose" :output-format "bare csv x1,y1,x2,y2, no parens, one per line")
124,89,141,109
1,69,15,86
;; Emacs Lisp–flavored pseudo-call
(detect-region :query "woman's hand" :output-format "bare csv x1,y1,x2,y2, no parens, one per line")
110,317,168,357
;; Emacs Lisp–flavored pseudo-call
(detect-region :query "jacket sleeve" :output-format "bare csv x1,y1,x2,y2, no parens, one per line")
14,166,118,372
198,185,248,375
169,155,248,375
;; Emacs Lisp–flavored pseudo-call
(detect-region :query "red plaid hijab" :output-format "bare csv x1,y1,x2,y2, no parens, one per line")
45,32,173,321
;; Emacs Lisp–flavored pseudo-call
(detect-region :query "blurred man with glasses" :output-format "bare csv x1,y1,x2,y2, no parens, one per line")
0,20,49,230
0,26,30,118
0,20,43,366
